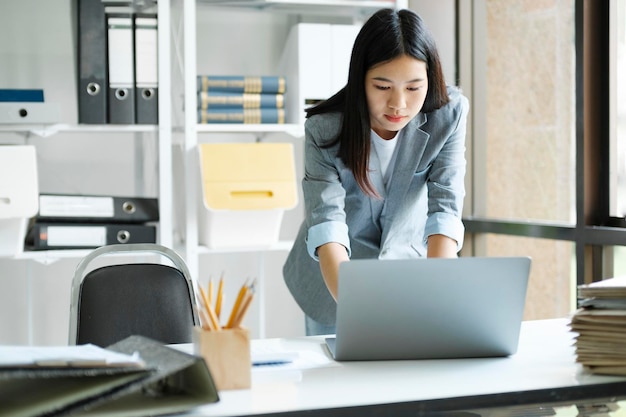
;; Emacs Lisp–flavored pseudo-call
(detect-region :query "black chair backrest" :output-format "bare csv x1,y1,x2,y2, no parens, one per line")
76,263,196,347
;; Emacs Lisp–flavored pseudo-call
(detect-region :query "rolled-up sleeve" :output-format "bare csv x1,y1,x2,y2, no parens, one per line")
306,221,351,261
425,212,465,251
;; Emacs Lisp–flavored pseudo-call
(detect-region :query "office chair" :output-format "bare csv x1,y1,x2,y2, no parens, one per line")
69,243,200,347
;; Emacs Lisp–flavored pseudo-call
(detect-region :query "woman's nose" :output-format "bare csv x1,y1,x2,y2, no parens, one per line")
388,91,406,110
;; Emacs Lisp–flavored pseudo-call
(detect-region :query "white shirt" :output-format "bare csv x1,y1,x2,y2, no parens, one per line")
370,129,401,189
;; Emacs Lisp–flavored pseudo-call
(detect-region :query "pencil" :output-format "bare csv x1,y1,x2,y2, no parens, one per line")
226,278,250,328
215,273,224,319
199,285,221,331
208,278,214,306
232,288,254,328
197,305,213,331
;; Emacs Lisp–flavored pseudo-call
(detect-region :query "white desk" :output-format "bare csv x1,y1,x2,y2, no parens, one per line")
180,319,626,416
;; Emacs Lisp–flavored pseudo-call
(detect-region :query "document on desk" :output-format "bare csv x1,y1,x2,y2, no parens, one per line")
0,344,144,368
0,336,219,417
250,339,335,384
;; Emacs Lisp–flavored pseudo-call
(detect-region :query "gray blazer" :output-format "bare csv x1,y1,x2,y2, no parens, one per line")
283,87,469,325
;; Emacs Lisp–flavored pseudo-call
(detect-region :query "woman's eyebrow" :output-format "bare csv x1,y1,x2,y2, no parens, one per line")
371,76,426,83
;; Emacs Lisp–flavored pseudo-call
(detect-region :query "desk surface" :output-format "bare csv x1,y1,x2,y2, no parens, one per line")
181,319,626,416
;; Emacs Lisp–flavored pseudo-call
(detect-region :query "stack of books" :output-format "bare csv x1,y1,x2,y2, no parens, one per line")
24,194,159,250
196,75,287,124
569,276,626,375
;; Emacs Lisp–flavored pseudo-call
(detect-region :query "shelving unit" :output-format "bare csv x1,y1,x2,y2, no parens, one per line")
0,0,408,343
0,0,173,252
0,0,174,345
196,0,402,16
180,0,406,272
176,0,406,337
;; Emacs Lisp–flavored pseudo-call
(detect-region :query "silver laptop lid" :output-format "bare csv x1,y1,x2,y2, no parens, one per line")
328,257,531,361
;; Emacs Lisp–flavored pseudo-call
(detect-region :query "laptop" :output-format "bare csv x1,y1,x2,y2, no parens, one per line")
325,256,531,361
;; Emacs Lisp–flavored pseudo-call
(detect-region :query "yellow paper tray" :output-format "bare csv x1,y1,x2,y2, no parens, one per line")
199,143,297,211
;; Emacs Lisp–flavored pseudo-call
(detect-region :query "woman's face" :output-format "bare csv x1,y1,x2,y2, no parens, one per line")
365,55,428,140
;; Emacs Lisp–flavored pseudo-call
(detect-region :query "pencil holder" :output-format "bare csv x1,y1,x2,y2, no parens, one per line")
192,326,251,390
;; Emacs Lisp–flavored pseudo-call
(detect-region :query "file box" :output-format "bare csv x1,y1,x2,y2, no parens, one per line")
198,143,297,249
0,145,39,256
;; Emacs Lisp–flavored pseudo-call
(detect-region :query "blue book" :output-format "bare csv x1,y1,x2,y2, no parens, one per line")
197,91,284,110
0,89,44,102
197,75,286,94
198,108,286,124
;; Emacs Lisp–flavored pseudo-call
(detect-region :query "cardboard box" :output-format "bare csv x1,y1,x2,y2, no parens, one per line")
193,326,251,390
0,145,39,256
198,143,297,249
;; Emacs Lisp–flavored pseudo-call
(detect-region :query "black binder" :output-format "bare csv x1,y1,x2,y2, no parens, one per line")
107,11,136,124
134,13,159,124
75,0,108,124
0,335,219,417
37,194,159,223
26,223,157,250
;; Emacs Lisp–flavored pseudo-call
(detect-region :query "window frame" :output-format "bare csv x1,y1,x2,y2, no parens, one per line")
458,0,626,288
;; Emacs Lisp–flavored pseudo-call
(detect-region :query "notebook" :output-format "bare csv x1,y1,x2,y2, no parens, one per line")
325,256,531,361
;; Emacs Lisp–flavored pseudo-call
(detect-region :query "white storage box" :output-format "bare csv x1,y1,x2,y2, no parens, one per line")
278,23,360,125
0,145,39,256
198,143,297,249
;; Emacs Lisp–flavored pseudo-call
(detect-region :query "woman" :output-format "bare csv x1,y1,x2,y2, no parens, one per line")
283,8,469,336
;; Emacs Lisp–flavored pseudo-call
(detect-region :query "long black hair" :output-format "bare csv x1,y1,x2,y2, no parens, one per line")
306,8,449,197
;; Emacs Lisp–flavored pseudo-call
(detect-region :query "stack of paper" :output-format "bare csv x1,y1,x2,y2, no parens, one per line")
0,343,144,368
570,276,626,375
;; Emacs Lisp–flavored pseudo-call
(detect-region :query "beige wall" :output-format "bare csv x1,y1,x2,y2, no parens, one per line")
467,0,576,320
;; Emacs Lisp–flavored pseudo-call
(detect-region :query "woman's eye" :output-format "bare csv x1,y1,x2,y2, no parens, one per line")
375,85,390,90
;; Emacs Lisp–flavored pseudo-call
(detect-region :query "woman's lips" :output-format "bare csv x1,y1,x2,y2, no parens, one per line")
385,114,405,123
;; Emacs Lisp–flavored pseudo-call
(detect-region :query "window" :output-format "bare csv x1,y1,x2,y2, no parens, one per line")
459,0,626,320
611,0,626,217
459,0,576,320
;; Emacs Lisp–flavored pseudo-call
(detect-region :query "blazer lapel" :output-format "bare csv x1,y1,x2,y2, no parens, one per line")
368,143,386,231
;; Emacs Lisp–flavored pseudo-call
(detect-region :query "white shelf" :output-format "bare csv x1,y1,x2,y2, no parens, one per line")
197,0,399,15
9,246,179,264
11,249,92,264
0,124,158,138
197,124,304,140
196,123,303,135
174,123,303,137
197,240,294,255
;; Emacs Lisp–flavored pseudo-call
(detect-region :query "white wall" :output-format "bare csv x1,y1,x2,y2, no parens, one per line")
410,0,457,85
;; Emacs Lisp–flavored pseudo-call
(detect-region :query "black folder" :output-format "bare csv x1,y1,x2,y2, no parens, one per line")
107,11,136,124
36,194,159,223
75,0,108,124
0,335,219,417
134,13,159,124
26,223,157,250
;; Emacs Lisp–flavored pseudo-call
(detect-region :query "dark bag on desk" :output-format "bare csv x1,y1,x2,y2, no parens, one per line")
0,335,219,417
